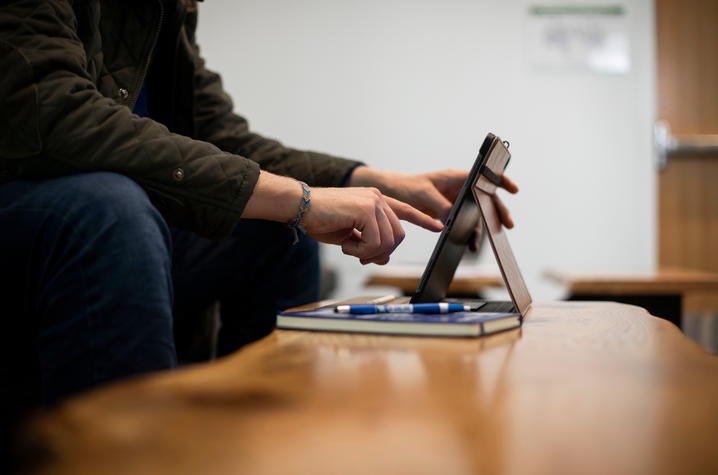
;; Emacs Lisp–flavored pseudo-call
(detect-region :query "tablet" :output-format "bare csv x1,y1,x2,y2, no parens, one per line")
410,133,506,303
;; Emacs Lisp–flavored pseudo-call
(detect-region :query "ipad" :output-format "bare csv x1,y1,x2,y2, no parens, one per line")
410,133,504,303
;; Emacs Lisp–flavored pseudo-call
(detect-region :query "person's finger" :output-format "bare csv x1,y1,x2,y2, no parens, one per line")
499,174,519,194
364,203,396,264
386,196,443,231
360,255,391,266
310,228,356,245
468,224,483,253
493,194,514,229
360,199,406,264
341,235,364,259
468,230,478,253
374,201,405,263
341,205,381,259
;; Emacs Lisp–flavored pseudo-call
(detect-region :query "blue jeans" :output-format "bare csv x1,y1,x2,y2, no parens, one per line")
0,172,319,412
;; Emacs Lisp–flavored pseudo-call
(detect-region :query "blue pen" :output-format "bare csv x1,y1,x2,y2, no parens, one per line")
335,303,470,314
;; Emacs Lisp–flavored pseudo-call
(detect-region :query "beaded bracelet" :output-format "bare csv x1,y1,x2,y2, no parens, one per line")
287,181,311,244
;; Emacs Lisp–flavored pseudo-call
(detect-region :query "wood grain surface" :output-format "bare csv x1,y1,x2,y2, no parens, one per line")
15,302,718,475
656,0,718,311
656,0,718,135
365,271,504,296
544,267,718,295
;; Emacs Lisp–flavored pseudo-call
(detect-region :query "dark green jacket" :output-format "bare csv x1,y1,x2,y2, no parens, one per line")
0,0,361,238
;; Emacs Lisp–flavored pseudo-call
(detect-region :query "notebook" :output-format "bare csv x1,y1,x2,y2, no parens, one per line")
276,133,532,336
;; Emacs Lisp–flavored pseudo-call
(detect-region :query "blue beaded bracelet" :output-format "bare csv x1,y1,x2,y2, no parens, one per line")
287,181,311,244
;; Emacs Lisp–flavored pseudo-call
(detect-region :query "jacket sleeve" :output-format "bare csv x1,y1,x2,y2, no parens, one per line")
0,0,259,239
186,6,364,188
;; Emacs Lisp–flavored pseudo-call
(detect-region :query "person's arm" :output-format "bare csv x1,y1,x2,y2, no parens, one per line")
0,0,262,239
346,166,519,228
243,171,442,265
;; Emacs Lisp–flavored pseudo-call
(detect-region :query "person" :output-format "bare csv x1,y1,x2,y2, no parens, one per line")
0,0,518,420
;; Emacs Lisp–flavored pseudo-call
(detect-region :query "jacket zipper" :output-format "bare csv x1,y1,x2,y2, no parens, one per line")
127,0,164,110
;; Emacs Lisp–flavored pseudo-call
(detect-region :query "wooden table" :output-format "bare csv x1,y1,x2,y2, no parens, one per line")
365,264,504,297
15,302,718,475
545,267,718,328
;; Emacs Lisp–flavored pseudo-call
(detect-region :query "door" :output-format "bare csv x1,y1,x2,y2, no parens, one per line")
656,0,718,312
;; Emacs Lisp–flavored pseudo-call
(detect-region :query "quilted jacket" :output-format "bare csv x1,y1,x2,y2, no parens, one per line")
0,0,361,238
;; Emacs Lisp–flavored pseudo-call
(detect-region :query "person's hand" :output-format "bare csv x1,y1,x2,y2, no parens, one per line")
243,171,443,265
347,166,519,228
302,187,443,265
467,178,519,251
490,175,519,228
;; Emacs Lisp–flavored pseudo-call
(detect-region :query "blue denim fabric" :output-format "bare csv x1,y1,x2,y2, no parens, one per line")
0,172,319,413
171,219,320,359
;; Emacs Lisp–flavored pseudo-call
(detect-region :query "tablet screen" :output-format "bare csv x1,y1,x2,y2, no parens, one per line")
410,133,497,303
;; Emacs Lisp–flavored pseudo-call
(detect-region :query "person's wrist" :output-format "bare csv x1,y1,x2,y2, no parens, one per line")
347,167,404,201
341,164,366,187
345,165,375,187
243,171,307,222
286,180,311,244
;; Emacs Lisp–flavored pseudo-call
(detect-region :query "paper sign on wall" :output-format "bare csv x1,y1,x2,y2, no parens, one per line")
526,5,630,74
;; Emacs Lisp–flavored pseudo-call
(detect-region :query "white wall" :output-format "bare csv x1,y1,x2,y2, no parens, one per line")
197,0,656,301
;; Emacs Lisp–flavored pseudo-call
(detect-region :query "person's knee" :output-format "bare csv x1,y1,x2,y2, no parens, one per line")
34,173,174,313
60,172,171,251
69,172,165,229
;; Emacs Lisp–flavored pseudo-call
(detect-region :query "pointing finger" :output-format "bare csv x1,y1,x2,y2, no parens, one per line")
386,196,443,232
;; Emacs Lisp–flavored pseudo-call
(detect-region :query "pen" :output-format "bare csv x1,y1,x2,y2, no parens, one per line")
335,303,470,314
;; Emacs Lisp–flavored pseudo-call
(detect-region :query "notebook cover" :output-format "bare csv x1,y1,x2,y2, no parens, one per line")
276,307,522,337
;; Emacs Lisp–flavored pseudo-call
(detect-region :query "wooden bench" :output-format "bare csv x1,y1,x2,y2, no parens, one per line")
14,302,718,474
544,267,718,328
365,264,504,297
